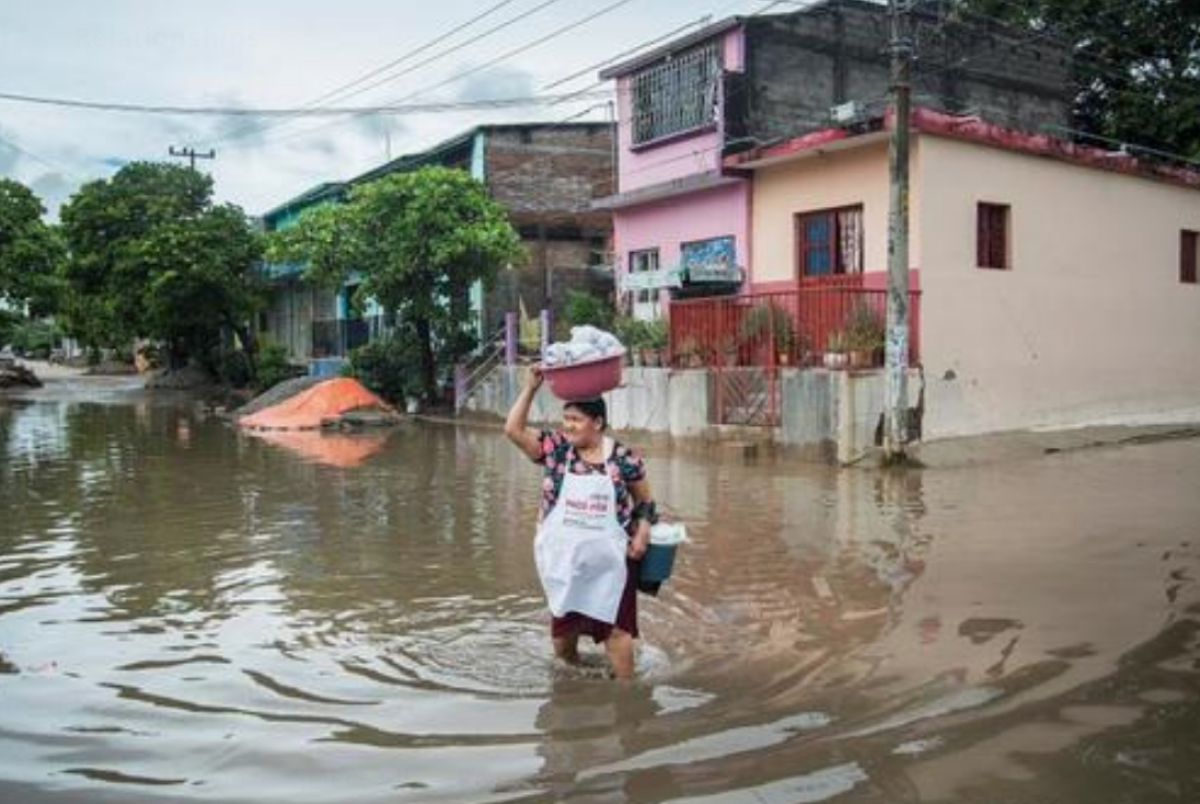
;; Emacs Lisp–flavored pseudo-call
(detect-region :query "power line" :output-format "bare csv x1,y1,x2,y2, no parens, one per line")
540,14,715,91
0,129,79,179
244,0,645,152
0,88,612,117
214,0,568,146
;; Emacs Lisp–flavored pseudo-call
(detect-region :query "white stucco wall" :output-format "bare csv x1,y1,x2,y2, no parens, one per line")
918,135,1200,437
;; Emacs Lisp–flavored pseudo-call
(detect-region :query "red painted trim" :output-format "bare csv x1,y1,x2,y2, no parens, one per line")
908,108,1200,191
724,107,1200,192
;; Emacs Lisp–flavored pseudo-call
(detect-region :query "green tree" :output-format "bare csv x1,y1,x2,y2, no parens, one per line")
0,178,63,317
956,0,1200,159
58,162,265,367
270,166,523,401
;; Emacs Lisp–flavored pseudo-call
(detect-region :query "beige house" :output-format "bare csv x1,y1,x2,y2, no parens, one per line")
731,109,1200,439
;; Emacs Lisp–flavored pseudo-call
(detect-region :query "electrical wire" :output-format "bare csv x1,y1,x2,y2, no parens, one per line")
213,0,570,146
242,0,646,152
0,129,79,179
0,88,612,117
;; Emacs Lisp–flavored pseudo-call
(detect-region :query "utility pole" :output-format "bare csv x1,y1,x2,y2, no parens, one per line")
167,145,216,171
884,0,912,463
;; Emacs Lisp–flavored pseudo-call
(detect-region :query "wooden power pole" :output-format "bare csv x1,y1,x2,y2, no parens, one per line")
884,0,912,462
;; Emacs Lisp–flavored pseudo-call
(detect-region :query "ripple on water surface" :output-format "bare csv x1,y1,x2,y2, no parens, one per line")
0,397,1198,802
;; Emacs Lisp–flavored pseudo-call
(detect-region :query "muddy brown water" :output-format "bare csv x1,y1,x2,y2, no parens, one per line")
1,379,1198,803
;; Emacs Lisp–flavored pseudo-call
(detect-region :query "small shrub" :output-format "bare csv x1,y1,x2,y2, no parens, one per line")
347,333,422,404
214,348,254,388
254,343,295,391
642,318,668,351
612,315,646,350
844,303,885,352
563,289,613,331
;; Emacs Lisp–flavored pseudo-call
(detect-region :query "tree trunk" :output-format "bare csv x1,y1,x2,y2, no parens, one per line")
415,316,437,402
227,318,257,375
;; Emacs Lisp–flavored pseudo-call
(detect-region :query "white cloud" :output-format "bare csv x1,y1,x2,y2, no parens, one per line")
0,0,722,215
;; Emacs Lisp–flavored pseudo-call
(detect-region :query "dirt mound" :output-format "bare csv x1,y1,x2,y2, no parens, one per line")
238,377,397,431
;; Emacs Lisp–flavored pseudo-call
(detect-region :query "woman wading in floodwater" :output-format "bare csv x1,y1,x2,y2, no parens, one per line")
505,366,656,680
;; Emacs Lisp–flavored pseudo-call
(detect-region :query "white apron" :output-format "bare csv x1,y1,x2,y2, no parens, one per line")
534,437,629,623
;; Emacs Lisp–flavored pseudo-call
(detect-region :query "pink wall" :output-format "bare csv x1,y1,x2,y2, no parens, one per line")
614,181,750,277
615,27,745,194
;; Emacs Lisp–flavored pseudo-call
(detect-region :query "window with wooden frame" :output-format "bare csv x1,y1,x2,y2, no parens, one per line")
1181,230,1198,285
977,202,1010,270
795,205,864,278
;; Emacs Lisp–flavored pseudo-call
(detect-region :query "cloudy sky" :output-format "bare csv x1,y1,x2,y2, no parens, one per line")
0,0,783,219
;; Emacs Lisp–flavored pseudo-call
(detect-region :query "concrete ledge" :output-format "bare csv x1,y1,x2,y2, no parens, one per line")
462,363,921,464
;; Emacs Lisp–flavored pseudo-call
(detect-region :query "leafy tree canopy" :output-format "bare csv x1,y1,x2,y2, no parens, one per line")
58,162,264,364
956,0,1200,159
0,178,63,317
269,166,524,400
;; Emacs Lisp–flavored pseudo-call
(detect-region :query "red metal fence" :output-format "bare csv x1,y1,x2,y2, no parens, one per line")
668,278,921,371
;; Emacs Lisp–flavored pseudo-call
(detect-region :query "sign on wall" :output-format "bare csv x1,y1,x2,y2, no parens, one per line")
681,236,738,282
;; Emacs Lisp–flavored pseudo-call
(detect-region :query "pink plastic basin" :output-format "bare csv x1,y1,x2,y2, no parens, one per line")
541,352,624,400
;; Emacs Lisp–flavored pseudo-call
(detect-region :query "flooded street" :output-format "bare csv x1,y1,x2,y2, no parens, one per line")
1,380,1198,804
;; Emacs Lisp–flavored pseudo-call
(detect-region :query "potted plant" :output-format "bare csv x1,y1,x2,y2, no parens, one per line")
823,331,850,370
612,315,644,366
774,313,797,366
739,303,796,365
674,335,703,368
641,319,668,367
844,303,885,369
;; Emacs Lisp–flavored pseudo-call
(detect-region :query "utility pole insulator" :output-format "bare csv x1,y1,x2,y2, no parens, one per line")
168,145,216,171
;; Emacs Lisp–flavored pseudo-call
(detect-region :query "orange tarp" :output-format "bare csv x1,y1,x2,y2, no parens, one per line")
248,429,390,468
238,377,395,431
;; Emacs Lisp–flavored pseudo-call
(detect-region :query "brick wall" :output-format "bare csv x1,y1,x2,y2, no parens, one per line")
482,124,616,329
485,124,615,228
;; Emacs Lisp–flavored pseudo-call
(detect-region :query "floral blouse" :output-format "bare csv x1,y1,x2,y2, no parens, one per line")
534,429,646,535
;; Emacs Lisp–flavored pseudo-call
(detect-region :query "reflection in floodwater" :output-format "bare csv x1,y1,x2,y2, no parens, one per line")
0,394,1197,803
246,428,393,468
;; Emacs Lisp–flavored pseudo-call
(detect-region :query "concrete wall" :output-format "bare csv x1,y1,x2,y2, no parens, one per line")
780,368,923,463
740,0,1071,144
614,181,750,279
263,281,337,363
462,366,709,440
615,27,745,193
463,364,917,463
918,135,1200,437
749,139,919,286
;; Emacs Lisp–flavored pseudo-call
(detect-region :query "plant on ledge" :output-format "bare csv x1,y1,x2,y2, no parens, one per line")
843,302,885,368
738,303,797,365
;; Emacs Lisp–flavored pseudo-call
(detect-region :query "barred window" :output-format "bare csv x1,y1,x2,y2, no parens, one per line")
631,42,721,146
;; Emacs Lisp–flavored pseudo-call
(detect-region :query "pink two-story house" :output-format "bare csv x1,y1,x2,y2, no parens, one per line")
595,0,1072,320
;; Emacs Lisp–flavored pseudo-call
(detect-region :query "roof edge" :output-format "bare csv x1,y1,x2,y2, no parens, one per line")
599,17,743,80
